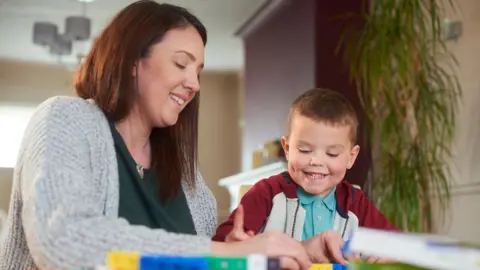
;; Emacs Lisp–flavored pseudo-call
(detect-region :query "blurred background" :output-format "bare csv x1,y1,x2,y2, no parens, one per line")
0,0,479,242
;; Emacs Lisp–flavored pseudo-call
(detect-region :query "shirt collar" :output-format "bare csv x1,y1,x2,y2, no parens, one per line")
297,185,336,211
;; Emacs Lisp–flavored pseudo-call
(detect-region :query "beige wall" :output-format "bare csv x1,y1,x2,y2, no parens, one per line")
0,59,241,222
0,59,74,103
0,60,73,215
0,168,12,216
433,0,480,241
198,72,242,220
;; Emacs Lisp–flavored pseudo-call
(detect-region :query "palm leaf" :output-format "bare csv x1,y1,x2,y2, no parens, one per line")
337,0,461,232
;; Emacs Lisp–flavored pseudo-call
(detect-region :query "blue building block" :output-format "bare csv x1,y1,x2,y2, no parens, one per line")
333,263,348,270
139,254,209,270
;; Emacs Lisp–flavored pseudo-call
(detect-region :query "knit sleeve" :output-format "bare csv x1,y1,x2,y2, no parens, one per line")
20,97,212,269
190,171,218,237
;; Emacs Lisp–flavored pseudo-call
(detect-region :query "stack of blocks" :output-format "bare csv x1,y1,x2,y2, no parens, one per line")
105,251,349,270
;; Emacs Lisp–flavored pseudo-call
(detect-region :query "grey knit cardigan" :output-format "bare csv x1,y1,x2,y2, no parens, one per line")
0,96,218,270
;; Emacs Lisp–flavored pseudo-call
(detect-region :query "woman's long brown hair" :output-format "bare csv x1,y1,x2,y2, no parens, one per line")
74,0,207,201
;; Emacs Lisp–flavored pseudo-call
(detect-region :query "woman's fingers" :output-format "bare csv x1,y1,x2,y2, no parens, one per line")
231,231,312,269
323,232,345,264
289,239,313,270
278,256,300,270
266,232,311,269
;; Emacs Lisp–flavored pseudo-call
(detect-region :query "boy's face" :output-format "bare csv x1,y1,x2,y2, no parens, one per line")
281,114,360,197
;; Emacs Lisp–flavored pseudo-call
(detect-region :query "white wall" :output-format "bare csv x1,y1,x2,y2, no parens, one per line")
433,0,480,241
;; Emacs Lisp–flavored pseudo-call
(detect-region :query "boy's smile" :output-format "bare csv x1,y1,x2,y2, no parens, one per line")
303,172,328,181
282,113,360,197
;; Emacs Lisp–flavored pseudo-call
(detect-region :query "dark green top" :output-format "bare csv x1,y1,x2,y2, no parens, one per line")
107,119,196,235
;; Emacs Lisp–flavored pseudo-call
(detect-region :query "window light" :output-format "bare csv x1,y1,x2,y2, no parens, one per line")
0,105,37,168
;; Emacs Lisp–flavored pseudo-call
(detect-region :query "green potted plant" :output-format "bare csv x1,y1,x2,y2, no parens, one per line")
338,0,462,232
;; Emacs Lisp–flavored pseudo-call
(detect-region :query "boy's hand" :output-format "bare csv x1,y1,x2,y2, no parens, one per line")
301,230,346,265
344,253,361,262
365,256,394,263
345,254,394,263
225,204,255,242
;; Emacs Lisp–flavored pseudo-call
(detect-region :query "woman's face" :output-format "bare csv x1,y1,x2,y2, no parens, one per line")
136,25,204,127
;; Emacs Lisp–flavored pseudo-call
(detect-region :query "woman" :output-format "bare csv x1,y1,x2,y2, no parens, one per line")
0,1,344,269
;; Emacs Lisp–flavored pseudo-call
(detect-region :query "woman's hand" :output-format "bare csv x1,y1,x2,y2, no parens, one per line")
301,230,346,265
216,204,312,269
215,231,312,270
225,205,255,242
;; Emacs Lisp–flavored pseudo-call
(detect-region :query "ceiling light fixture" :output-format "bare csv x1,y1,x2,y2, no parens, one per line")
32,1,91,56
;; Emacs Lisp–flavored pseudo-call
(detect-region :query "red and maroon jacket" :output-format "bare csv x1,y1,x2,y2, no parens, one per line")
213,172,400,242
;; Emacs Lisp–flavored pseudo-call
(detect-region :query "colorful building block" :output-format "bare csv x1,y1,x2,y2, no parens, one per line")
107,251,140,270
309,263,348,270
106,251,351,270
205,256,247,269
138,254,280,270
140,254,209,270
206,255,280,270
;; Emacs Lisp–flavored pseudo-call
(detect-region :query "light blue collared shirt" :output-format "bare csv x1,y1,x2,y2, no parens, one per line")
296,186,336,240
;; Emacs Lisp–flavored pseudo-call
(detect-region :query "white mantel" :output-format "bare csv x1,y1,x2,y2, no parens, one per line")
218,161,287,213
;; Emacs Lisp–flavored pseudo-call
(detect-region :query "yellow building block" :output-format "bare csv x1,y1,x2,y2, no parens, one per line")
106,251,140,270
309,264,333,270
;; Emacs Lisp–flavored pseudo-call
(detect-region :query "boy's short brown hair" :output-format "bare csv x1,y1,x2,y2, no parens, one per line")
287,88,359,144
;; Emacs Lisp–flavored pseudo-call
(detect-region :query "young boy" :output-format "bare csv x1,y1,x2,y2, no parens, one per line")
213,88,399,246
